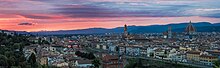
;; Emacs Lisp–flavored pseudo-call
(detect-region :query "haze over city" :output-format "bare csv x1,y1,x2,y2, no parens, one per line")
1,0,220,32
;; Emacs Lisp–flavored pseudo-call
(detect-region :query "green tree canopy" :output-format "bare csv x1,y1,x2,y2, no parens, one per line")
92,58,101,68
213,60,220,68
28,53,37,65
0,54,8,66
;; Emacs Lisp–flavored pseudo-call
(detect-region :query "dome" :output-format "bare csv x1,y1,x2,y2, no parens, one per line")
185,21,196,33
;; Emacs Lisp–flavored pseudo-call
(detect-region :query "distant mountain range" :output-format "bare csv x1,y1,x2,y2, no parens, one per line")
2,22,220,35
28,22,220,35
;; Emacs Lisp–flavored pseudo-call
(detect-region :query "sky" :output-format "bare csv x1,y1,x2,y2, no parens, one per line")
1,0,220,32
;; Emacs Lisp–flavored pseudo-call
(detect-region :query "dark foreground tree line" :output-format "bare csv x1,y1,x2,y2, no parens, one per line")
0,33,42,68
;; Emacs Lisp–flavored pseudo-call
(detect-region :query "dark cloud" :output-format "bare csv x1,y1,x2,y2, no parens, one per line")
20,14,54,19
18,22,34,26
1,0,219,19
55,8,182,18
54,5,114,18
53,2,191,18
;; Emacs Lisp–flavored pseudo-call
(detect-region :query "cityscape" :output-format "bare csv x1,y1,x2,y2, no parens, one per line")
1,0,220,68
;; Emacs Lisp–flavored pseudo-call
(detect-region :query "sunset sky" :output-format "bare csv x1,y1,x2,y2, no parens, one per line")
1,0,220,32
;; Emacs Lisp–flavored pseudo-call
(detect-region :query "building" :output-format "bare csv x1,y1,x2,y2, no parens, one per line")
206,50,220,57
102,55,125,68
123,24,128,39
168,26,172,39
163,26,173,39
125,46,141,56
172,54,187,62
154,48,168,59
108,45,116,52
186,51,201,61
179,46,192,51
147,47,155,57
199,55,218,66
40,57,48,65
0,30,15,36
185,21,196,40
186,51,218,66
0,29,3,33
185,21,196,34
124,24,128,36
53,62,68,67
73,60,93,68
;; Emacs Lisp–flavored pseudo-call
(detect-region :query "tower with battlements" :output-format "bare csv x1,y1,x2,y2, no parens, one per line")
124,24,128,38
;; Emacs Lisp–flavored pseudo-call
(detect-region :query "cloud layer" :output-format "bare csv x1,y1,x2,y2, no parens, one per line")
18,22,34,26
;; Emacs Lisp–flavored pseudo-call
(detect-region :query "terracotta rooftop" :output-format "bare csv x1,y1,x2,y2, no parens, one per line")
200,55,218,58
187,51,200,54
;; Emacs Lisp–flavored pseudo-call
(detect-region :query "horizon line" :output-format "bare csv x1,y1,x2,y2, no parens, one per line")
0,21,217,32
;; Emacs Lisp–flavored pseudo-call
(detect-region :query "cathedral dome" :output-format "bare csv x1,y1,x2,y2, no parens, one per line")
185,21,196,33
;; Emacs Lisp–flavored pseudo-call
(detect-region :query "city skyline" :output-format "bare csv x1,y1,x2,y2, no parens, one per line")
1,0,220,32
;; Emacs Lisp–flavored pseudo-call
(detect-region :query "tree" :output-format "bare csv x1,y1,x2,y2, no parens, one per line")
88,52,96,60
4,51,13,57
42,40,50,44
81,53,87,58
7,56,16,66
38,38,42,45
42,64,48,68
28,53,36,66
92,58,101,68
75,51,81,56
213,60,220,68
150,53,154,57
137,58,143,68
13,43,21,50
124,59,137,68
0,54,8,66
0,33,35,67
34,48,37,54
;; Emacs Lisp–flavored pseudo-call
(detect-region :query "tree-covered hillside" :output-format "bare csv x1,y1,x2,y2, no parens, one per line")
0,33,36,68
